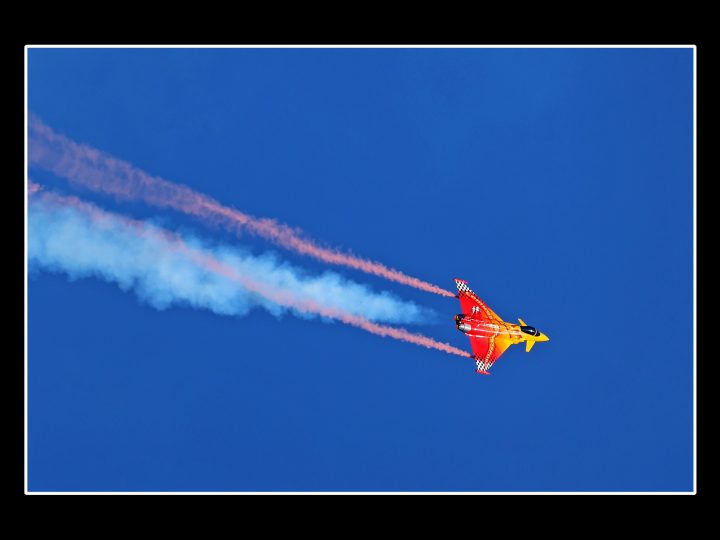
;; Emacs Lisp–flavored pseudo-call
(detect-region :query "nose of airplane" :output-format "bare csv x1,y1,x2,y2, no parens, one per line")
538,332,550,342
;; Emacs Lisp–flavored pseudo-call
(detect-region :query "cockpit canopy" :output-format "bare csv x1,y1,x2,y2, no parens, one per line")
520,325,540,336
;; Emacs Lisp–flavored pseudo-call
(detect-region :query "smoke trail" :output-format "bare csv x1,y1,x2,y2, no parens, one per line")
29,184,470,359
28,115,455,298
28,184,429,325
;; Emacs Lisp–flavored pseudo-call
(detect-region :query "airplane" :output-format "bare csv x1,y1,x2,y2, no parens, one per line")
453,278,549,375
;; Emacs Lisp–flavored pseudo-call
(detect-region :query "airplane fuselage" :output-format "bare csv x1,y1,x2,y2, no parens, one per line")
454,314,549,348
455,315,523,342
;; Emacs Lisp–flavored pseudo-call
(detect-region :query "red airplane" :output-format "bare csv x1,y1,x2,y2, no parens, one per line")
453,278,549,375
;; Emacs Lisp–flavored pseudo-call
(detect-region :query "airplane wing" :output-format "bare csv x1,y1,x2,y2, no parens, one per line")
454,278,504,323
468,334,513,374
454,279,511,374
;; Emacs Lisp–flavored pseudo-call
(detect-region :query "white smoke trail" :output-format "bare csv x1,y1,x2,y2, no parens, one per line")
28,188,434,325
28,115,455,297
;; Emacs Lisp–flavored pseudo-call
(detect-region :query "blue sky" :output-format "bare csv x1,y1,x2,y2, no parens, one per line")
27,47,693,492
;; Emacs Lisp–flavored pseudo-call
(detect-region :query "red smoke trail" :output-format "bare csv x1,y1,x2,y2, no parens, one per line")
193,250,470,357
28,116,455,297
29,183,470,359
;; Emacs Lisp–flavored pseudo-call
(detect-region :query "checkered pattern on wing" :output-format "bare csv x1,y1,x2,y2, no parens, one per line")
475,359,494,373
455,280,471,293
